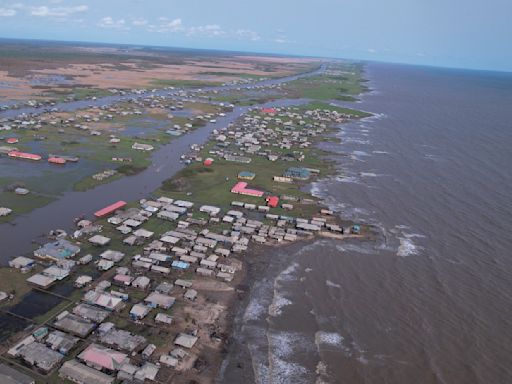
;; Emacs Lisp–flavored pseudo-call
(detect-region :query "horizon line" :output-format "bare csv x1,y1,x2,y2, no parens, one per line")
1,35,511,75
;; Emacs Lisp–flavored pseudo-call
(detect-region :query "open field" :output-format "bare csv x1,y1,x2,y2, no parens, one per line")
0,39,320,101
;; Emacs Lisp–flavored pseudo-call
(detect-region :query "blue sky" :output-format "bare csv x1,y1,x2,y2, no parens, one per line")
0,0,510,72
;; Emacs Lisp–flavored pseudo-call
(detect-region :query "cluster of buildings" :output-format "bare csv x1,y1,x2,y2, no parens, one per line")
2,97,363,383
6,183,350,382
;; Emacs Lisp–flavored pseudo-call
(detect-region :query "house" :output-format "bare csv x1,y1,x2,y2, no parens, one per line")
78,344,128,372
100,250,125,262
144,292,175,309
34,239,80,262
78,254,93,264
148,253,171,263
142,344,156,359
9,256,35,272
133,228,154,239
16,342,63,373
75,275,93,288
83,291,124,311
97,259,114,271
199,205,221,216
174,279,193,289
184,289,197,301
132,276,151,290
172,260,190,270
26,274,56,288
157,210,179,221
160,354,178,368
231,182,264,197
266,196,279,208
174,333,198,349
237,171,256,180
54,312,95,338
89,235,111,246
0,207,12,217
59,359,114,384
283,167,311,180
46,330,79,355
151,265,171,274
73,303,110,323
134,362,159,382
155,313,173,325
113,274,133,286
42,266,70,280
132,142,154,151
130,304,151,320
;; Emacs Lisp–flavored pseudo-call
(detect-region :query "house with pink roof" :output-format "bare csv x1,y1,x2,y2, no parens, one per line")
230,182,264,197
78,343,128,372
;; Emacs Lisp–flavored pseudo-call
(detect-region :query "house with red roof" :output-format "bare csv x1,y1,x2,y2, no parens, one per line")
266,196,279,208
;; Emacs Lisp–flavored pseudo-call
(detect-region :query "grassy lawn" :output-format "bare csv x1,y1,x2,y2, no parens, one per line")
299,101,372,118
0,267,41,306
155,140,333,219
283,62,369,101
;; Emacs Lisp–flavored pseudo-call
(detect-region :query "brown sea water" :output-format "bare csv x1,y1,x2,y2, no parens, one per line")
219,63,512,384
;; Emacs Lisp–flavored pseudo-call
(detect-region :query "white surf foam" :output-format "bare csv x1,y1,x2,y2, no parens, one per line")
360,172,378,177
315,331,345,348
325,280,341,288
397,235,423,257
267,331,312,384
268,293,292,317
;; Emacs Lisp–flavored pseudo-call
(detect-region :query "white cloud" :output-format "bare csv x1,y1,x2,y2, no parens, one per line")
147,17,183,33
235,29,261,41
30,5,88,17
367,48,377,53
0,8,17,16
132,18,148,27
145,18,261,42
98,16,129,30
186,24,224,37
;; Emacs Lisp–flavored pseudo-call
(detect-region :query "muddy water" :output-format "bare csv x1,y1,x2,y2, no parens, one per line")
218,63,512,384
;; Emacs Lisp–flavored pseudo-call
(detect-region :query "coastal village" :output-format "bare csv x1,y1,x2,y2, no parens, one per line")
0,102,367,383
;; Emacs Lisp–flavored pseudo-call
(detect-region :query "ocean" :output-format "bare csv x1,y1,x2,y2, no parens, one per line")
219,63,512,383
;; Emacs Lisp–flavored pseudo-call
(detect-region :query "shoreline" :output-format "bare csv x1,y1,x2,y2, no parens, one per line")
0,64,372,383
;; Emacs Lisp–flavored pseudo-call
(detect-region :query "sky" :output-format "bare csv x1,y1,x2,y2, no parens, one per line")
0,0,510,72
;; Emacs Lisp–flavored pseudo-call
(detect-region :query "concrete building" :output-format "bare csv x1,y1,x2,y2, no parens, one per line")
73,303,110,323
17,342,63,373
59,359,114,384
46,330,79,355
54,312,96,338
100,326,147,352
